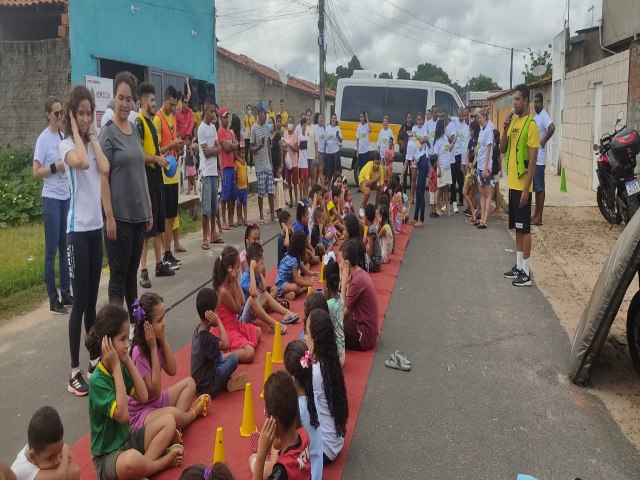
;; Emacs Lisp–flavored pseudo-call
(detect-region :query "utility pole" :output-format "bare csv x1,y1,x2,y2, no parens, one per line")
509,48,513,90
318,0,326,121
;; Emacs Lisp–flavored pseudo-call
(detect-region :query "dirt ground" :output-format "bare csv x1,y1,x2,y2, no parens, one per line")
527,205,640,449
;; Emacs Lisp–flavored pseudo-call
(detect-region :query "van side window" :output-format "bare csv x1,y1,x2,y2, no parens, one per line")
341,86,386,122
386,88,428,125
435,90,458,115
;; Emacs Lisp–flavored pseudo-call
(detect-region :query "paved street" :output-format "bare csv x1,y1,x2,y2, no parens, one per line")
1,193,639,479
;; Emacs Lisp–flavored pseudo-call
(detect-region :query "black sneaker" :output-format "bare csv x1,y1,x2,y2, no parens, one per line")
503,265,520,279
87,361,97,379
50,301,68,315
155,262,176,277
140,269,152,288
61,295,74,306
165,251,182,265
68,371,89,396
163,252,180,270
512,270,532,287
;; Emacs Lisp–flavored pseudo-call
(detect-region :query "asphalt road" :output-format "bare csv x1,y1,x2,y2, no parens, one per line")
1,193,639,479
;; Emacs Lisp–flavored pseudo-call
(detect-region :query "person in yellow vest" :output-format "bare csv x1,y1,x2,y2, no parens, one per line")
500,84,540,288
243,104,255,171
153,85,184,270
135,82,175,288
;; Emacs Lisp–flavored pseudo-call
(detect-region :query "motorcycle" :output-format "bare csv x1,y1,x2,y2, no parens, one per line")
594,112,640,225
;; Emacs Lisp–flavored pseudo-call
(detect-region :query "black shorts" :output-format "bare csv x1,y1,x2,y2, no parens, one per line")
146,189,165,238
164,183,179,219
508,188,532,234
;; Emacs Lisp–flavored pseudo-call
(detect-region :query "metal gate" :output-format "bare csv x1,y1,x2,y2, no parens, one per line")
149,68,184,99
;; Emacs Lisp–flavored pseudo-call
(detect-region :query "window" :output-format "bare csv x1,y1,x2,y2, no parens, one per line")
340,86,387,123
435,90,459,116
386,88,429,125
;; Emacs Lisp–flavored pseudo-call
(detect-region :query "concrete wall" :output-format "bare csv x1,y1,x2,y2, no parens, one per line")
216,54,318,121
0,38,70,148
550,29,567,173
602,0,640,49
562,50,629,190
627,41,640,130
68,0,216,85
490,84,552,133
568,28,611,72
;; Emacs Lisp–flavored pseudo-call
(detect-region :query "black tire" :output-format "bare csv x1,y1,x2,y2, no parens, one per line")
352,157,359,186
626,291,640,374
597,186,621,224
623,193,639,225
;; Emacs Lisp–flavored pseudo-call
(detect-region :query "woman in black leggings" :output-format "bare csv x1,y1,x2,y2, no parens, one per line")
60,85,110,396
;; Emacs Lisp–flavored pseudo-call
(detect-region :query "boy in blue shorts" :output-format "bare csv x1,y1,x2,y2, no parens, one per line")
218,107,237,229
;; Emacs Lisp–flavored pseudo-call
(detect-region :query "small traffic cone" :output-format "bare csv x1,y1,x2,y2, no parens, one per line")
272,323,283,363
560,167,567,193
307,286,312,297
319,255,325,282
260,352,273,398
239,383,257,437
212,427,225,464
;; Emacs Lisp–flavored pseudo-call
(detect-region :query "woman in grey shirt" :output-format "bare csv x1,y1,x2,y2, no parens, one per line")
99,71,151,324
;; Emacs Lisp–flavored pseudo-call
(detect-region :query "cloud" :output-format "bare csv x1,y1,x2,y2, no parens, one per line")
215,0,601,90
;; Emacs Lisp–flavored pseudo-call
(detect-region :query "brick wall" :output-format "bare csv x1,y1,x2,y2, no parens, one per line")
0,38,70,148
562,50,629,190
628,40,640,130
216,55,318,124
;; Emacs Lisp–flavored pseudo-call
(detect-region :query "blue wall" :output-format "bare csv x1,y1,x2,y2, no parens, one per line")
69,0,216,85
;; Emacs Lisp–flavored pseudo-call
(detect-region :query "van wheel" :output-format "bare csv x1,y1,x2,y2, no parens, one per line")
352,157,359,186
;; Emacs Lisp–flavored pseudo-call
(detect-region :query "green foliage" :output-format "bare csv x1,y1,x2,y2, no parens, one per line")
397,67,411,80
0,147,42,227
335,55,363,80
466,74,501,92
378,72,392,79
522,45,553,84
412,63,452,85
324,72,338,90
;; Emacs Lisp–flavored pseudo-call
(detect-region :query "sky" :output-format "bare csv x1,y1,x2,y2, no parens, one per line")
215,0,602,90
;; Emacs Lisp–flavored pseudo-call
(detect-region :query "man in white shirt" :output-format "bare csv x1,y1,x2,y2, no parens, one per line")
451,107,469,210
441,109,458,212
426,104,438,147
532,92,555,226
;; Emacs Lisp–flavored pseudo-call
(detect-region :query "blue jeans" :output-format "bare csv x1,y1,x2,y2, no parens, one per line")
358,151,370,170
415,155,429,222
42,197,70,306
212,351,239,397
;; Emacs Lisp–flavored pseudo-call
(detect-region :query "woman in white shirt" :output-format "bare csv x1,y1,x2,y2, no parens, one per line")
314,112,326,185
60,85,110,396
305,108,318,185
475,109,494,229
356,111,372,172
324,113,342,184
411,112,429,205
33,96,72,315
298,117,310,198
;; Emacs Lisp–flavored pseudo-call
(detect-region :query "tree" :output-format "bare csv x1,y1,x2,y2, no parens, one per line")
324,72,338,90
378,72,392,79
397,67,411,80
412,63,452,85
335,55,363,79
522,45,552,84
466,74,501,92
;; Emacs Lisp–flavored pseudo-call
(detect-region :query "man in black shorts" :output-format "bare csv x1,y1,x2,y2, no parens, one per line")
500,84,540,287
135,82,175,288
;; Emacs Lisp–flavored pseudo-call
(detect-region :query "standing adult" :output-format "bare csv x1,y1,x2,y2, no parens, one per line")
278,99,289,131
399,111,414,194
153,86,183,269
99,71,152,326
500,84,540,287
324,113,342,183
532,92,555,226
340,239,379,351
135,81,174,289
33,96,72,315
475,109,494,229
270,114,283,179
282,115,300,207
426,105,439,147
176,94,194,140
218,106,238,229
306,109,318,185
197,97,223,248
61,85,110,395
356,111,372,171
441,110,458,213
314,112,326,185
267,100,276,123
376,115,394,160
251,101,276,222
451,107,468,210
411,112,429,204
243,104,255,171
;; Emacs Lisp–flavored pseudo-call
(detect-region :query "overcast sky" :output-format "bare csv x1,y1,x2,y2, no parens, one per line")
215,0,602,89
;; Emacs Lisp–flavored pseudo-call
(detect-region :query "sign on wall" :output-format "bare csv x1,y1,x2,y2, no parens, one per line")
85,75,113,132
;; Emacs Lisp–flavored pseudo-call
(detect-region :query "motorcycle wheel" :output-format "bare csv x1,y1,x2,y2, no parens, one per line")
626,291,640,374
624,193,639,225
597,186,622,224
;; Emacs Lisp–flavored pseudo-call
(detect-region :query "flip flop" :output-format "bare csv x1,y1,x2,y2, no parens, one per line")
385,356,411,372
164,444,184,467
277,298,290,309
172,429,183,446
393,350,411,367
222,225,230,231
271,323,288,335
175,247,187,253
477,223,488,229
226,372,249,392
211,238,224,244
201,242,210,250
282,313,299,324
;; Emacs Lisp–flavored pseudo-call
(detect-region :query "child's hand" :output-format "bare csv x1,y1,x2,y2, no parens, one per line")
280,222,287,235
341,260,351,284
144,321,157,351
205,310,219,327
250,259,257,271
257,416,277,458
101,336,119,372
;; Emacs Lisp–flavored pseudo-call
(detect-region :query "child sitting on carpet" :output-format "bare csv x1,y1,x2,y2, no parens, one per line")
240,223,261,272
293,202,319,266
213,246,262,364
129,293,210,432
323,259,346,366
192,288,248,399
378,204,394,264
277,210,292,266
343,188,353,217
304,308,348,465
275,230,318,300
363,204,382,273
179,462,236,480
250,371,311,480
11,406,79,480
284,341,323,480
240,243,297,332
311,207,338,257
86,304,183,480
327,186,346,235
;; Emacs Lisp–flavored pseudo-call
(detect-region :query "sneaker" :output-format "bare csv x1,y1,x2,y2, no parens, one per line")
359,207,365,218
226,372,249,392
453,203,459,214
87,362,97,379
50,301,68,315
165,251,182,265
512,270,532,287
68,371,89,396
163,253,180,270
139,269,152,288
503,265,520,279
61,295,74,306
155,262,175,277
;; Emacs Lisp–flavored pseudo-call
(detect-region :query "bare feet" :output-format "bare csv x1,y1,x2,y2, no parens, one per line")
414,221,425,228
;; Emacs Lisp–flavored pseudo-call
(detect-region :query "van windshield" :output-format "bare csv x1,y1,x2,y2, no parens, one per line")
340,85,429,125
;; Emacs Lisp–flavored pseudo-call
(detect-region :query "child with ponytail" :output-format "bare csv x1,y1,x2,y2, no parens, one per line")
323,258,345,366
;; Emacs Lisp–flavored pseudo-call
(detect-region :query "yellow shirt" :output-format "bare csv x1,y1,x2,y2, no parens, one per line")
506,115,540,192
235,159,248,189
194,110,203,130
358,160,384,186
268,109,276,122
279,110,289,130
243,114,255,131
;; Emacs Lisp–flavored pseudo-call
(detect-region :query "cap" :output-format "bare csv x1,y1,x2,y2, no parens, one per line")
472,107,482,117
219,106,229,117
257,100,268,113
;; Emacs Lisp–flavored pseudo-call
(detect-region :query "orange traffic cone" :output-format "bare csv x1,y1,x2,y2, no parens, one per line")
212,427,225,464
272,323,283,363
239,383,257,437
260,352,273,398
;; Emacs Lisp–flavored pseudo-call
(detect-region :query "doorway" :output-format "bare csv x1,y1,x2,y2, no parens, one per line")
592,82,603,191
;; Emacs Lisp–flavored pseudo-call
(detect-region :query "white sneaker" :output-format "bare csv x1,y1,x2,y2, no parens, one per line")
453,203,459,213
359,208,365,218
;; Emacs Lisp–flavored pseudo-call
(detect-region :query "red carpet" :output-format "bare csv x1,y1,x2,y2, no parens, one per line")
71,227,412,479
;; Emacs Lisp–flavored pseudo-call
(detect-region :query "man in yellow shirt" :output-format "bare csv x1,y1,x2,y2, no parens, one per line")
500,84,540,287
358,152,385,216
279,98,289,131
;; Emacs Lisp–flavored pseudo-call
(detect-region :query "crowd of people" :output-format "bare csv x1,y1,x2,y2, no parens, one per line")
9,73,556,480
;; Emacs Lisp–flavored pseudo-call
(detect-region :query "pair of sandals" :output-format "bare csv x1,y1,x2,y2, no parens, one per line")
164,427,188,467
385,350,411,372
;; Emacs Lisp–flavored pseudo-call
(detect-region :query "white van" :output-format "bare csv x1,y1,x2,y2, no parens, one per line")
335,73,465,183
